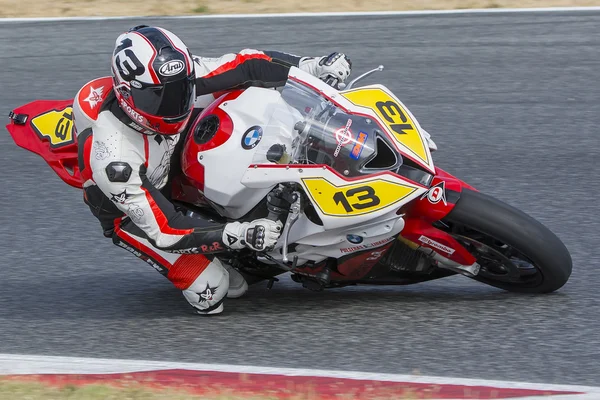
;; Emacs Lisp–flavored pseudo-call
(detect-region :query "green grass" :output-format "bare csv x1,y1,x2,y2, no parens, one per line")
0,380,280,400
0,379,428,400
192,2,210,13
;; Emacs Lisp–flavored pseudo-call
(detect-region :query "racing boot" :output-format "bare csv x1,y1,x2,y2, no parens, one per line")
222,261,248,299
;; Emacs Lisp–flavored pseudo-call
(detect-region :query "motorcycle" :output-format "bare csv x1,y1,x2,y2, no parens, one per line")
6,65,572,294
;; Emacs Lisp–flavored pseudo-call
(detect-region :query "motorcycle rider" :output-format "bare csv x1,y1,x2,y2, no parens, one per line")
72,25,352,315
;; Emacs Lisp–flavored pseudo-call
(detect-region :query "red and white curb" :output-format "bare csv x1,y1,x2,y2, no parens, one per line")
1,354,599,399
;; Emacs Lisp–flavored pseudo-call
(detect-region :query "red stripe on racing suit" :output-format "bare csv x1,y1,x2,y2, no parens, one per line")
193,49,303,101
114,219,212,289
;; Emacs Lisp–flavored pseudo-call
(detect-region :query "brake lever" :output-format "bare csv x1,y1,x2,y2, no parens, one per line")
324,76,341,90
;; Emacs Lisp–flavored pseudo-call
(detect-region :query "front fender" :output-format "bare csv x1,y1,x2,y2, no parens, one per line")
407,167,477,222
398,167,479,266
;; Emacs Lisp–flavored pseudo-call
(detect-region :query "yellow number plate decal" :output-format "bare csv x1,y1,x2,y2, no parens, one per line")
342,88,430,166
302,177,417,217
31,107,74,148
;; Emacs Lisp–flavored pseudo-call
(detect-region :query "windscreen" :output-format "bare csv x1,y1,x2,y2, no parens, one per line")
251,79,402,178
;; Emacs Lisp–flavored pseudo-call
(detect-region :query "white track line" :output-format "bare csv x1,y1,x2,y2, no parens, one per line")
1,353,600,397
1,7,600,23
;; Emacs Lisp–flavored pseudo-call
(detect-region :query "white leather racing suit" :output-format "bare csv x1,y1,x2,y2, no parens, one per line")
72,49,328,314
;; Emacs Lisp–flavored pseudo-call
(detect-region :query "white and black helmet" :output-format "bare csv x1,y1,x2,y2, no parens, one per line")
111,25,195,135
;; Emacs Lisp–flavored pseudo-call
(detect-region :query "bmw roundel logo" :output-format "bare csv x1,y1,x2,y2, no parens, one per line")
346,234,363,244
241,126,263,150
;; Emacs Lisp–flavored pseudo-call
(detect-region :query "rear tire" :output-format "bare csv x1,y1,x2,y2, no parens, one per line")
442,189,572,293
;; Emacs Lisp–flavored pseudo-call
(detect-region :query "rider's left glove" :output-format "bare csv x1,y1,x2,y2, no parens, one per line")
223,219,283,252
299,52,352,86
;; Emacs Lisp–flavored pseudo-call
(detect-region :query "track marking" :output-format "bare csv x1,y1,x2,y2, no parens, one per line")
1,7,600,23
1,353,600,398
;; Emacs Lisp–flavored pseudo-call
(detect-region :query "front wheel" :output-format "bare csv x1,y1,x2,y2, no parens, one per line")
439,189,572,293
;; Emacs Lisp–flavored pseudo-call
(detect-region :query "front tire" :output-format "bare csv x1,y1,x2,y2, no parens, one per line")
441,189,572,293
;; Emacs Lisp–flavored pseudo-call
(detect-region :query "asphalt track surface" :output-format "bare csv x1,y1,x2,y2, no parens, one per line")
1,11,599,386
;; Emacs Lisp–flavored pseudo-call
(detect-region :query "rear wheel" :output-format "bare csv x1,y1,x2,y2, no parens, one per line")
440,189,572,293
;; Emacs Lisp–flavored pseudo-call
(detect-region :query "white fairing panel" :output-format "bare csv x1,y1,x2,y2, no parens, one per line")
241,166,425,230
262,210,406,265
197,87,285,219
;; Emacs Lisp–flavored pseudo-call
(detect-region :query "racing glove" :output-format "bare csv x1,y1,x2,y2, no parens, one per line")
222,219,284,252
299,52,352,86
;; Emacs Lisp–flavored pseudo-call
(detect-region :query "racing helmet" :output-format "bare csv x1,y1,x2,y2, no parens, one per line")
111,25,196,135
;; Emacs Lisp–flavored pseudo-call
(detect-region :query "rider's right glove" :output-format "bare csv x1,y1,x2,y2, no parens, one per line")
299,52,352,86
223,219,284,252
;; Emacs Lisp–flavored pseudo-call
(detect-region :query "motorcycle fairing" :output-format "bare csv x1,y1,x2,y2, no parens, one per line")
243,164,426,230
301,176,418,218
276,71,478,265
286,67,435,174
408,170,476,222
341,87,434,173
6,99,83,189
399,169,479,266
179,67,479,267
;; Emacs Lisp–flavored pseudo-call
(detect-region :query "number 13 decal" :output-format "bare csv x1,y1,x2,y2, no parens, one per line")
375,100,413,136
333,186,381,213
301,176,418,217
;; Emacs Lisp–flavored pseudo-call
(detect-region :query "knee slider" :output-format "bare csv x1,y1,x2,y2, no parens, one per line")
182,259,229,313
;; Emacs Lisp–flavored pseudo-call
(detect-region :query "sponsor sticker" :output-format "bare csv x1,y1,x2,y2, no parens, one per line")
418,235,455,255
171,242,223,254
241,126,263,150
128,121,153,134
350,131,368,160
333,119,353,157
421,181,447,206
340,236,395,254
115,241,167,274
226,234,238,246
120,98,145,124
159,60,185,76
346,234,363,244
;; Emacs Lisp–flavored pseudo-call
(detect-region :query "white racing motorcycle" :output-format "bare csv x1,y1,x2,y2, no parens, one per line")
7,66,572,293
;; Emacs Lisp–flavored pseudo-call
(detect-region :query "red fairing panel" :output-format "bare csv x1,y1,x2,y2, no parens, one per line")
6,99,82,189
402,218,476,266
179,90,242,194
335,242,395,280
408,168,476,223
400,167,478,266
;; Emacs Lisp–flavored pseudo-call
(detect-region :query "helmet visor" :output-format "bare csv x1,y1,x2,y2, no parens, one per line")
131,75,195,118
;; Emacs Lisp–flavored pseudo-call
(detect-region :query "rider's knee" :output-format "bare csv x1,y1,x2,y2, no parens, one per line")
182,258,229,315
